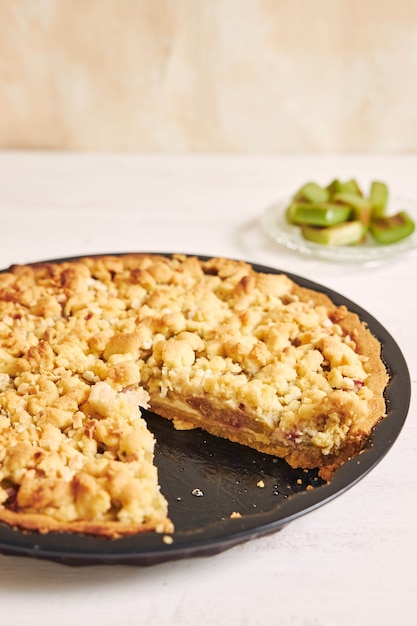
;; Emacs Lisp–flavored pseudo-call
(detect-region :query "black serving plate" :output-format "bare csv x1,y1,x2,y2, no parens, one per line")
0,254,411,566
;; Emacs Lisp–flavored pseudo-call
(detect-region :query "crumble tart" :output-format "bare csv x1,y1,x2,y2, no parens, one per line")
0,254,388,536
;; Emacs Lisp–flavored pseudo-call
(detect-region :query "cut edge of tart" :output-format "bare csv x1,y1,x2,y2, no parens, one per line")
0,254,389,537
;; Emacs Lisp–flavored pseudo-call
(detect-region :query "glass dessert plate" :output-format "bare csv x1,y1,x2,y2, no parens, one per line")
260,196,417,264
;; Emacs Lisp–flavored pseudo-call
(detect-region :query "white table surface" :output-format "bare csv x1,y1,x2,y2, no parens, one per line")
0,152,416,626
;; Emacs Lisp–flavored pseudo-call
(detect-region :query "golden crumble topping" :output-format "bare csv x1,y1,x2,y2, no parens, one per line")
0,254,388,536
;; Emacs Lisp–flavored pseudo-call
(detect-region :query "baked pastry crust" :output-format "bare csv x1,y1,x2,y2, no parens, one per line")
0,254,388,536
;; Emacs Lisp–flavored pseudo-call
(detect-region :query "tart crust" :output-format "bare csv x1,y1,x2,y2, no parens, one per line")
0,254,388,536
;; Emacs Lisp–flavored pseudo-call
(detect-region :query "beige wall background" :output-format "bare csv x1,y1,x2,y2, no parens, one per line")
1,0,417,153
